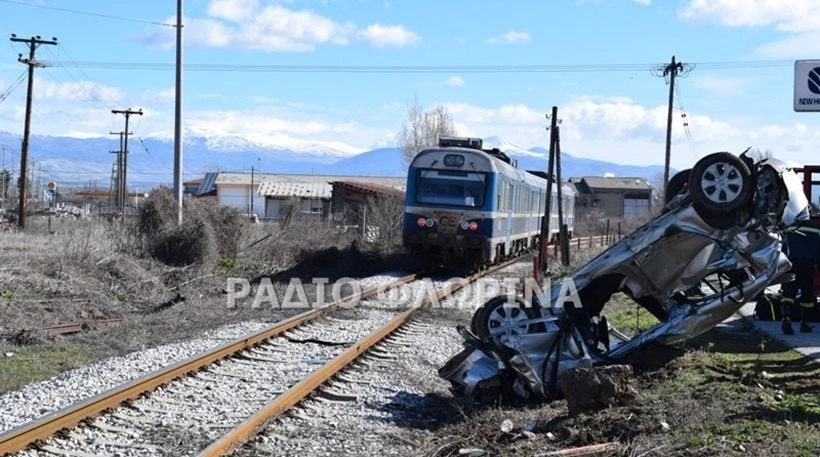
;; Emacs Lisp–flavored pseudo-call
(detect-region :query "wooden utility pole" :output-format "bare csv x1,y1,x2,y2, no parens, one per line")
659,55,684,202
538,106,559,277
173,0,184,226
109,130,127,213
111,109,142,218
10,34,58,228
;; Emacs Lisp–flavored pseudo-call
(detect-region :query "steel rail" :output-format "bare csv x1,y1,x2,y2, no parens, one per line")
0,273,419,455
198,258,519,456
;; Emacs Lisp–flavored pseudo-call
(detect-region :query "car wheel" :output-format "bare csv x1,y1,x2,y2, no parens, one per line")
472,295,540,347
689,152,753,214
665,169,691,204
688,152,753,229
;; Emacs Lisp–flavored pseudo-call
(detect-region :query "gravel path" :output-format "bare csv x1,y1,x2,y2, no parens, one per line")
4,272,461,456
0,321,272,434
230,260,532,456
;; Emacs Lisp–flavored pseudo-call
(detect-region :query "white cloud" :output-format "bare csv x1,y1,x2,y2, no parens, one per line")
445,76,464,87
485,30,532,44
680,0,820,32
134,1,418,52
633,0,651,5
679,0,820,57
34,77,123,104
357,24,420,48
207,0,259,21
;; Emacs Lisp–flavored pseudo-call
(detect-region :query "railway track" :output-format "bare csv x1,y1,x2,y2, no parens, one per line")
0,260,518,456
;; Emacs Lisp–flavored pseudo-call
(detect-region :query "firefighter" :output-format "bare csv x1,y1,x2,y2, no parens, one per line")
781,220,820,334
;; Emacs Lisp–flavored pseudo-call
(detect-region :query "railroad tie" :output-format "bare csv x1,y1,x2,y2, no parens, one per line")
37,445,106,457
317,387,358,402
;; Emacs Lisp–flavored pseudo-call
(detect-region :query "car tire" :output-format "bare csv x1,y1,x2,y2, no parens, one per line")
688,152,753,229
665,169,691,204
472,295,541,347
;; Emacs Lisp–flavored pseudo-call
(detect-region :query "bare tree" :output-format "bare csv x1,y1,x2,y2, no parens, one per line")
363,194,405,253
399,98,457,164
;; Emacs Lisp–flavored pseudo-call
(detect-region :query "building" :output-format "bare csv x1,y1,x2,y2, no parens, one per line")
570,176,653,219
183,178,202,195
330,180,406,223
191,172,406,221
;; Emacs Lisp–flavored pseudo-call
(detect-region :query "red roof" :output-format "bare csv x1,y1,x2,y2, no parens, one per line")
332,180,405,198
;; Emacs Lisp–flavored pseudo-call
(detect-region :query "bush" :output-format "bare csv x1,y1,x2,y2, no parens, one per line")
134,188,242,268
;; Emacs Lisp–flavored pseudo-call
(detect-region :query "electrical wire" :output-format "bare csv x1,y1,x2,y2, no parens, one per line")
0,69,26,104
51,44,125,110
0,0,174,27
37,59,795,74
674,83,698,160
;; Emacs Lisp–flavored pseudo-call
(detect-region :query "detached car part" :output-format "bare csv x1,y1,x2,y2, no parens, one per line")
440,151,810,403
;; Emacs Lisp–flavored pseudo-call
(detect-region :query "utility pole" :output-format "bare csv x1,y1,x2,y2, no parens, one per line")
654,55,689,202
173,0,184,226
111,109,142,219
10,34,57,228
538,106,559,278
109,130,129,213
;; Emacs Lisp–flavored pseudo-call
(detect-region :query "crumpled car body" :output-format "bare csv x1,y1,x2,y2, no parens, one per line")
440,151,810,404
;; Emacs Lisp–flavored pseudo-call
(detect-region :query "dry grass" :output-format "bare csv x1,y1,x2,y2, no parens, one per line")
0,189,391,393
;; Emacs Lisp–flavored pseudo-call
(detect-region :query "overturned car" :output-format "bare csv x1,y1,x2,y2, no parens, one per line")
440,150,810,404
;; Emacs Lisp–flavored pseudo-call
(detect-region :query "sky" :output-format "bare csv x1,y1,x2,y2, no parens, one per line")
0,0,820,171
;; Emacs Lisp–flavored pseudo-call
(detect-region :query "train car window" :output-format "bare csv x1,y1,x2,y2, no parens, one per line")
416,169,487,207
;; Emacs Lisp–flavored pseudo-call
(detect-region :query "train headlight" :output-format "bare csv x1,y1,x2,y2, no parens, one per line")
417,217,426,227
460,221,469,230
469,222,478,231
425,218,435,228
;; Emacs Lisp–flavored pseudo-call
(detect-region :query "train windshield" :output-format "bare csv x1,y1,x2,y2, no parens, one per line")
415,169,486,207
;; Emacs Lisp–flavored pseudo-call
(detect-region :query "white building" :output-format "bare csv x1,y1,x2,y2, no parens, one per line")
193,172,406,220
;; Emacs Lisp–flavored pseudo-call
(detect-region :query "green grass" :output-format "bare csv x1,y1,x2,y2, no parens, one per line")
601,292,660,337
0,342,94,393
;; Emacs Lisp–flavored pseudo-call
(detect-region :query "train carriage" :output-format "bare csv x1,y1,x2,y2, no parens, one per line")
402,137,574,267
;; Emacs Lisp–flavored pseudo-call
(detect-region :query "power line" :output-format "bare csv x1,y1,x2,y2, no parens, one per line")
36,59,795,74
674,83,698,160
49,44,124,110
0,0,174,27
0,69,26,104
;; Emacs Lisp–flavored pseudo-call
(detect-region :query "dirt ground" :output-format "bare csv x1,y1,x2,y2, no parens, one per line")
0,210,403,394
411,298,820,457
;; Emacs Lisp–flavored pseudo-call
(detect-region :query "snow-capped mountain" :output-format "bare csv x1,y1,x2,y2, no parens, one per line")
482,135,543,158
0,131,665,187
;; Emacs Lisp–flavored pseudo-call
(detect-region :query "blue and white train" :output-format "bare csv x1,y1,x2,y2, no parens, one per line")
402,137,575,267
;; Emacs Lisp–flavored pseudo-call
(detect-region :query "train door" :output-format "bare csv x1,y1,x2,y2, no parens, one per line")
505,182,513,255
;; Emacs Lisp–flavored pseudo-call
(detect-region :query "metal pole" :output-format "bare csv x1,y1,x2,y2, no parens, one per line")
250,165,254,217
173,0,184,226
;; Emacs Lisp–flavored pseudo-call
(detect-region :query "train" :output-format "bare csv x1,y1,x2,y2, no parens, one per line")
402,137,575,267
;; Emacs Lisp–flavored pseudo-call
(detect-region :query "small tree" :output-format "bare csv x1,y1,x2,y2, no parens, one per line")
399,98,457,164
363,194,405,253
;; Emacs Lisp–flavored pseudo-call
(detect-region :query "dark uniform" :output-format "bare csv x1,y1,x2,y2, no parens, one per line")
782,220,820,334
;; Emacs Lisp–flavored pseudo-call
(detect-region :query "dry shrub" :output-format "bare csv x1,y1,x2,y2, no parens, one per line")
134,188,242,268
238,215,358,275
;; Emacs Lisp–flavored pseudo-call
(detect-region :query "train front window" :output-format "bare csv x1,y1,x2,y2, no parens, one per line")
416,169,486,207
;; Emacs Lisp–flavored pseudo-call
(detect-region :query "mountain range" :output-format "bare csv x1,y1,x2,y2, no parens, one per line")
0,131,666,189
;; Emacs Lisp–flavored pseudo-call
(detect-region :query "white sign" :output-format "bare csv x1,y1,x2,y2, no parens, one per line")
794,60,820,112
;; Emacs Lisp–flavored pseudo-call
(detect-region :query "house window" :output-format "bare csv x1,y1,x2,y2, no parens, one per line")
623,197,650,218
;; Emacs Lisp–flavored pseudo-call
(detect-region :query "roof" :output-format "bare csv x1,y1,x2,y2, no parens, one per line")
331,180,405,199
215,172,406,190
196,172,219,196
184,178,202,185
257,182,332,199
570,176,652,192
